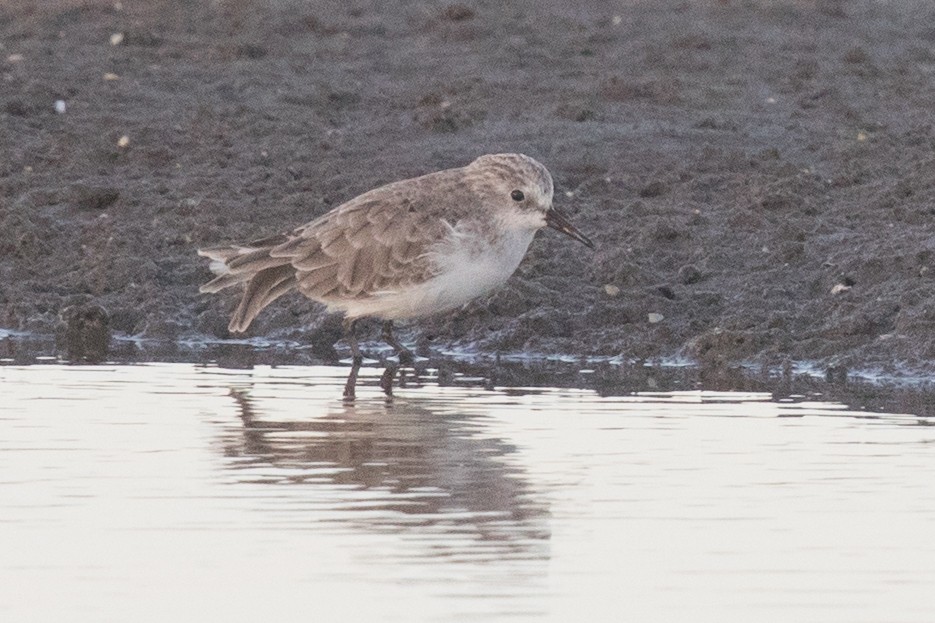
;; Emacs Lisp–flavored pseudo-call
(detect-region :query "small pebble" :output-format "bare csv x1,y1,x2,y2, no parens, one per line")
117,135,130,148
830,283,851,295
7,53,24,63
766,97,777,104
612,15,622,25
648,313,664,324
604,284,620,297
856,131,868,142
54,100,66,114
110,32,124,46
103,72,119,81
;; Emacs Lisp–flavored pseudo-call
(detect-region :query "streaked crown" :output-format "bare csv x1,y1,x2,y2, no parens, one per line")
464,153,554,211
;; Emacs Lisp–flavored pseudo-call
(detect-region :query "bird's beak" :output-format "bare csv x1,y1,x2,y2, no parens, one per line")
545,207,594,249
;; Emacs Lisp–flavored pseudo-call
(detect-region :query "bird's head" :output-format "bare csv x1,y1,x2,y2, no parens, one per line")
466,153,594,248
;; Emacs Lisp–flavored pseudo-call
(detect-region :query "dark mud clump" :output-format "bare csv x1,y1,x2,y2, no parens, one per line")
56,303,110,362
4,1,935,373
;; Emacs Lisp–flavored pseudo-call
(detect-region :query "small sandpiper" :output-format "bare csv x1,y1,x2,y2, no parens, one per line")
198,153,594,397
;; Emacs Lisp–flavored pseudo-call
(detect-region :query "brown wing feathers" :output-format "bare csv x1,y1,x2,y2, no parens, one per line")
286,200,439,301
228,264,296,333
198,187,449,332
197,240,299,332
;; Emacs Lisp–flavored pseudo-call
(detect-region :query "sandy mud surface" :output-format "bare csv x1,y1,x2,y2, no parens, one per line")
3,0,935,374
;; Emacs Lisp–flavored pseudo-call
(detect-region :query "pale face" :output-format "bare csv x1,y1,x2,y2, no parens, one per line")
468,153,555,230
492,171,555,232
467,153,594,248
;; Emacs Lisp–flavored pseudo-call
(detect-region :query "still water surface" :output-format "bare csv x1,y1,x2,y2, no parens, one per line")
2,363,934,622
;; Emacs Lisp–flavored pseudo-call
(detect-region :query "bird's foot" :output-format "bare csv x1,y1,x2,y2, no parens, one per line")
343,354,364,400
380,363,398,396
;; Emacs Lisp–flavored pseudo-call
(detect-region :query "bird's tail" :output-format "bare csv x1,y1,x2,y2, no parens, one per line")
198,235,297,332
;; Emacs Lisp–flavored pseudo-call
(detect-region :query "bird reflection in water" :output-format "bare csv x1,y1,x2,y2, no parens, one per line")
219,385,551,562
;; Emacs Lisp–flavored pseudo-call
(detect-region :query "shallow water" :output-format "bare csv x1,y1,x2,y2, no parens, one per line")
2,363,934,622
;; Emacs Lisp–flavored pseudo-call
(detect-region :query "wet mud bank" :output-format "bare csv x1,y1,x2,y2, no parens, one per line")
4,1,935,375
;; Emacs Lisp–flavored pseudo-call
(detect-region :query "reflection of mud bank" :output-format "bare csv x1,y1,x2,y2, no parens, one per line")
4,331,935,418
4,2,935,372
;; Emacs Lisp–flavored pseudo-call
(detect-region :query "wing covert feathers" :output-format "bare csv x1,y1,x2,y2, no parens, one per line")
198,170,465,331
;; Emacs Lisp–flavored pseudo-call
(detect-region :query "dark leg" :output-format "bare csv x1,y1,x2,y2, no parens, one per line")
379,320,413,396
343,318,363,400
379,362,398,396
381,320,414,365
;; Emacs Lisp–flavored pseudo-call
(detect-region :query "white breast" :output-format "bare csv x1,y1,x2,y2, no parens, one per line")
334,225,536,321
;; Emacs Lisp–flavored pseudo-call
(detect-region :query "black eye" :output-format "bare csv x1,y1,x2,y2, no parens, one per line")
511,190,525,201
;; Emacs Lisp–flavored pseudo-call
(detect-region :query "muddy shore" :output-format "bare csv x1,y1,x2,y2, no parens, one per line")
3,0,935,374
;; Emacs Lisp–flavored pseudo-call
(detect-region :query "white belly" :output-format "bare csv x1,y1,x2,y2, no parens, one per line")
334,228,536,320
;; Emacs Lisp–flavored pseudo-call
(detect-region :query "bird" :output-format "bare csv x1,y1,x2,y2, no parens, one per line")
198,153,594,397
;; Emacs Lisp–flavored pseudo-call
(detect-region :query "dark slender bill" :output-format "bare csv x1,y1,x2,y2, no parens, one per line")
545,208,595,249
